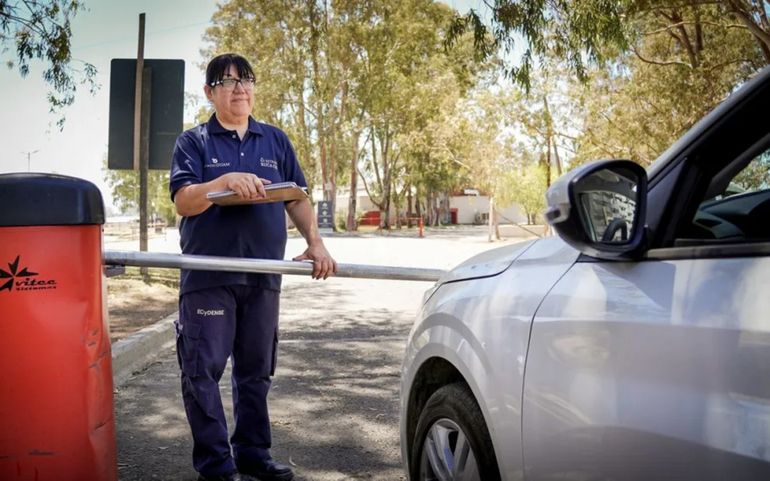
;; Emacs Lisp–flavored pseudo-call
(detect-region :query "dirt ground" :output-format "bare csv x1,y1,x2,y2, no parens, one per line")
106,276,179,343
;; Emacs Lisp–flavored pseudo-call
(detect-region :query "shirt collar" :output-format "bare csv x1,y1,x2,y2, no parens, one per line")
207,114,264,136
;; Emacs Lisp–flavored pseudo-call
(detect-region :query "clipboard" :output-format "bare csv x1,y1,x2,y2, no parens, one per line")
207,181,308,205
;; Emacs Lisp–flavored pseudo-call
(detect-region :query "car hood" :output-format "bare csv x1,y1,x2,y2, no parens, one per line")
437,238,537,285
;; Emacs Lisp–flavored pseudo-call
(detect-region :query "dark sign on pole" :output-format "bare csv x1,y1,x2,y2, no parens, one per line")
108,58,184,170
317,200,335,230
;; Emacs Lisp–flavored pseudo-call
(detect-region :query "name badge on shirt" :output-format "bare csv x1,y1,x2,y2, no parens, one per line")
259,157,278,170
205,157,231,168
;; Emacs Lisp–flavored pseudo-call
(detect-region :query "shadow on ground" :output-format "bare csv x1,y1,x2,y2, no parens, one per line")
115,277,414,481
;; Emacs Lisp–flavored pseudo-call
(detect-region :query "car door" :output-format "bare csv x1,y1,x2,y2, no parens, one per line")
522,69,770,481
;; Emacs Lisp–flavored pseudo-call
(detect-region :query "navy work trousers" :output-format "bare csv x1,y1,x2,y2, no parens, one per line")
176,285,280,477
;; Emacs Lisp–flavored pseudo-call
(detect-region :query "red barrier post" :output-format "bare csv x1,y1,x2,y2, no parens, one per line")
0,174,117,481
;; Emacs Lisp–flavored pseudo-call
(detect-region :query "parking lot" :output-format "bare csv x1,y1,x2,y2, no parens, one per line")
113,226,535,480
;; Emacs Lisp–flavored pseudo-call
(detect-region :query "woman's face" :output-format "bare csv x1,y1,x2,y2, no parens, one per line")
204,64,254,123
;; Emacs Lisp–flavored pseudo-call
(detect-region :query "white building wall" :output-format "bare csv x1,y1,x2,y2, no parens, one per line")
449,196,528,224
313,189,530,225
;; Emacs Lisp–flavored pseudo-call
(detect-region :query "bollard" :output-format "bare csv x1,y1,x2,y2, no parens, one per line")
0,173,117,481
418,217,424,238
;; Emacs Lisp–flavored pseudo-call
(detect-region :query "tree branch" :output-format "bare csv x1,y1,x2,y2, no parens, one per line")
727,0,770,57
0,12,49,38
670,9,699,66
757,0,770,31
643,21,748,36
630,45,692,68
370,126,384,191
705,57,757,72
357,163,383,209
633,1,723,15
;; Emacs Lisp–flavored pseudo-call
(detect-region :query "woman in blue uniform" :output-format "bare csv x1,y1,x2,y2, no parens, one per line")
170,53,336,481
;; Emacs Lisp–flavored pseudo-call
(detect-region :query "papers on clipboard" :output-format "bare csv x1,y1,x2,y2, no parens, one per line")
206,181,308,205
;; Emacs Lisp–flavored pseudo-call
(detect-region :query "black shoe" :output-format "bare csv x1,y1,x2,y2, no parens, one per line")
238,459,294,481
197,473,240,481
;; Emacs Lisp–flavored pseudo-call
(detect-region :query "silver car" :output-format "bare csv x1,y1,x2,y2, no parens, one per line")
400,65,770,481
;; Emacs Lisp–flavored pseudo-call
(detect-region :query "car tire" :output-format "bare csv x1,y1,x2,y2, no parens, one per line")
410,382,500,481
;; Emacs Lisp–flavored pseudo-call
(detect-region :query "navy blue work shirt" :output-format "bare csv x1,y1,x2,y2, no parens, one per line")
169,114,307,295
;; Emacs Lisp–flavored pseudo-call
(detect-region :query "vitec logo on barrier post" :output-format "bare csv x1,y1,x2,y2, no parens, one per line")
0,255,58,293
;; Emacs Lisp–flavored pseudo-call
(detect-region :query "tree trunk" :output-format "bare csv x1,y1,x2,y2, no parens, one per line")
327,134,338,231
394,188,402,229
426,190,433,226
439,192,450,225
379,130,392,229
416,186,423,224
346,131,359,231
488,196,498,242
432,193,440,227
295,79,313,195
407,184,413,227
544,96,553,188
308,0,332,205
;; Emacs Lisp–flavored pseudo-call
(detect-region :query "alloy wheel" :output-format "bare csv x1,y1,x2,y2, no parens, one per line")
419,418,481,481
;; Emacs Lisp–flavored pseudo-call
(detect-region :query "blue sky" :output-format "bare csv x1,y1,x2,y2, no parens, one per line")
0,0,476,214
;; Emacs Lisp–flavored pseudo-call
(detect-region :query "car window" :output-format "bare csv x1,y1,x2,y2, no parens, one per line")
685,145,770,242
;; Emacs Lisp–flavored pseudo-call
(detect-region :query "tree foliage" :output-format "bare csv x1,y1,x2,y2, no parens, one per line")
571,1,768,166
191,0,770,234
203,0,482,229
104,161,177,226
733,150,770,191
449,1,770,90
0,0,97,126
447,0,629,90
497,161,547,224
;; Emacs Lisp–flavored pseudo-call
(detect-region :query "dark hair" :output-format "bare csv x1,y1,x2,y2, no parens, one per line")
205,53,255,86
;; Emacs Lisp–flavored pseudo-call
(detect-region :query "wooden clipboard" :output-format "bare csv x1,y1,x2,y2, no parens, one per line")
207,182,308,206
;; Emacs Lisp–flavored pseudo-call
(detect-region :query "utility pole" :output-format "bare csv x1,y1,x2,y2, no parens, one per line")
22,150,39,172
133,13,151,282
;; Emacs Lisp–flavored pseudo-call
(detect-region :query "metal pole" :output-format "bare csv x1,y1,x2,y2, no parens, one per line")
22,150,39,172
133,13,150,282
139,66,151,282
133,13,145,172
104,251,445,282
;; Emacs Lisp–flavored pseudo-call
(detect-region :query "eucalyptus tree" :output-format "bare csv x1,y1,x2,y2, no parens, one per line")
204,0,489,229
447,1,768,168
448,0,769,88
572,1,768,166
204,0,318,190
1,0,97,126
104,162,176,226
397,58,474,227
342,0,468,228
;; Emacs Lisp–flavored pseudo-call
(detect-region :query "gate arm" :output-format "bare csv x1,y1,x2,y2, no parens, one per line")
104,250,445,282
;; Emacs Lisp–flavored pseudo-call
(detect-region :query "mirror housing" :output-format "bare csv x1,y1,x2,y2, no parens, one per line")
545,160,648,260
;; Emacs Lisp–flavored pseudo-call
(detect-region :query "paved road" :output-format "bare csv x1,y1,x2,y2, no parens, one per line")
113,226,534,480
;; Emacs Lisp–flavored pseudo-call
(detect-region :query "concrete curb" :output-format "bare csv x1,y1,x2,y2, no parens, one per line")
111,311,178,387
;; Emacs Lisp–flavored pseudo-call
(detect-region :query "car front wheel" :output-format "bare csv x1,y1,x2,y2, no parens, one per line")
410,382,500,481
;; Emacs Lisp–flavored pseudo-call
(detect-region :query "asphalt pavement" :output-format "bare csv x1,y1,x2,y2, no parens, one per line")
112,226,535,480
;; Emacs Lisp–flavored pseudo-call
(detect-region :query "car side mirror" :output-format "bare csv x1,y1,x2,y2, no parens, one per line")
545,160,648,260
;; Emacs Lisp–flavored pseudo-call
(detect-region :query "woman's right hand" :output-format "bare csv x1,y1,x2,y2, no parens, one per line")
217,172,272,200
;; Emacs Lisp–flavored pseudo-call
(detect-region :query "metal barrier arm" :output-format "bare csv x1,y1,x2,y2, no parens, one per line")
104,250,445,282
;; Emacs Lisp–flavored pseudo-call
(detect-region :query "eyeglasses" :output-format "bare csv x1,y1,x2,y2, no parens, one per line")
210,77,256,91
